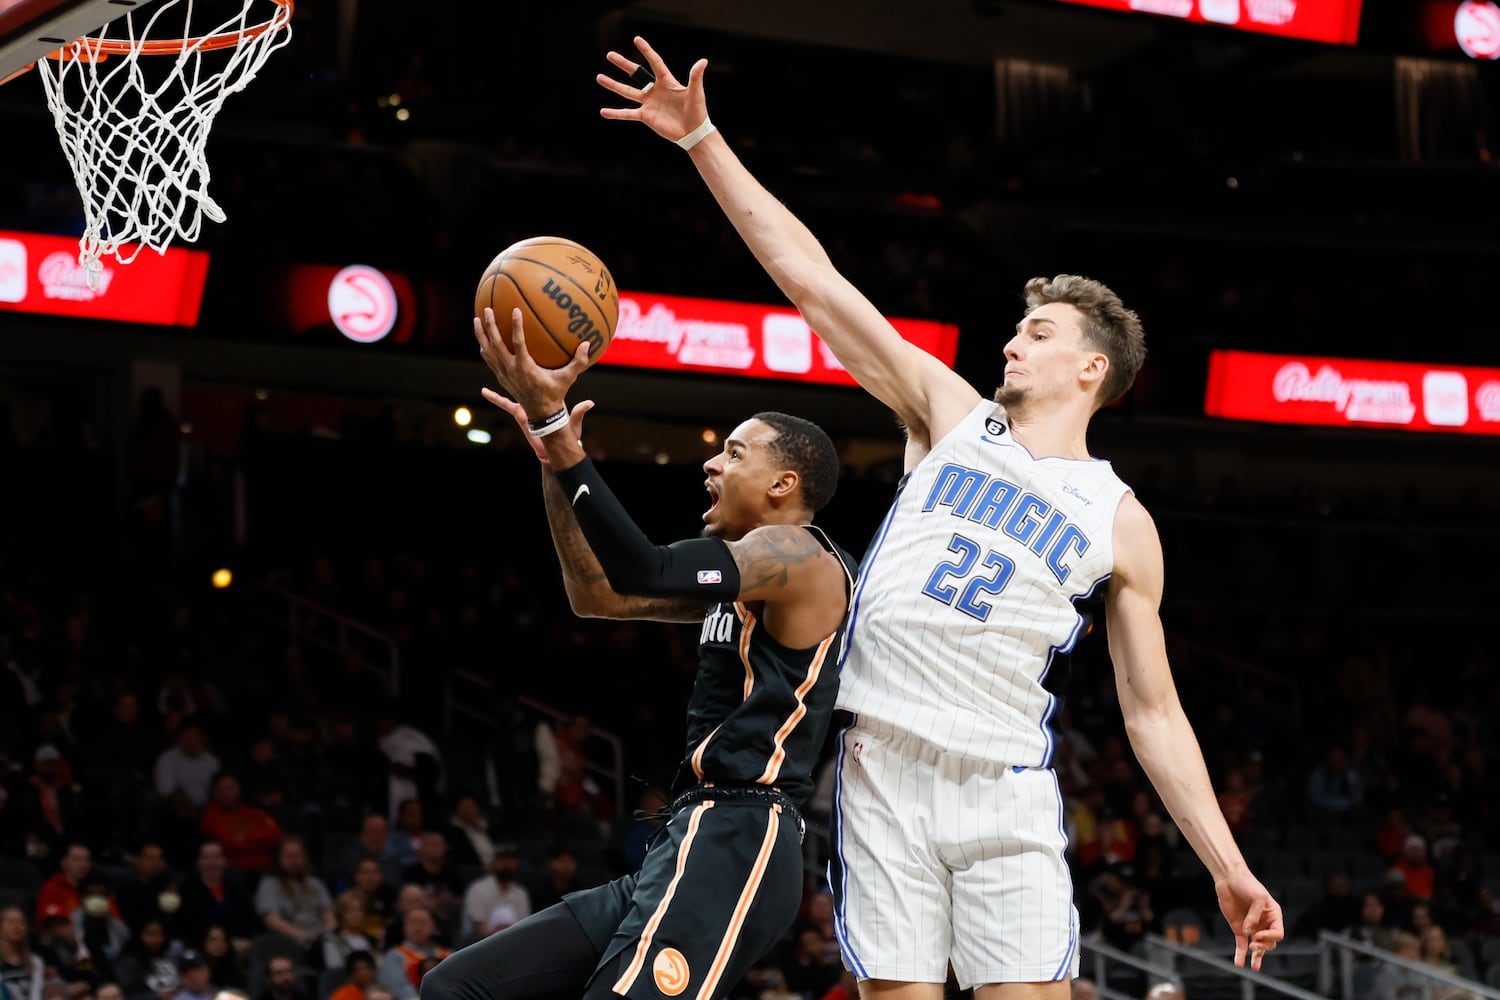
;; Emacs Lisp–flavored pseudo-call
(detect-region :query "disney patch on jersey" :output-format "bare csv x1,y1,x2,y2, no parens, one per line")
697,570,723,585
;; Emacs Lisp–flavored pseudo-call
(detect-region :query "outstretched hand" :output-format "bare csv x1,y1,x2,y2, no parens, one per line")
597,35,709,145
482,390,594,465
473,306,590,418
1216,870,1285,971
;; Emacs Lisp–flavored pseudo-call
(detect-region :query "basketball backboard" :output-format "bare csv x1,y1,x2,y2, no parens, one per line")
0,0,136,83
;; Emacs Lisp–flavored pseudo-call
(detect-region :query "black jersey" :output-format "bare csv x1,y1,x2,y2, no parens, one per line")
672,526,857,807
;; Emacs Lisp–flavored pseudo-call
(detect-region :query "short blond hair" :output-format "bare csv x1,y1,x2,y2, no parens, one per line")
1024,275,1145,408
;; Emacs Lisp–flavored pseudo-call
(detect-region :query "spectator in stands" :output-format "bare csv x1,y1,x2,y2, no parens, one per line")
254,836,334,947
1306,746,1362,823
440,797,493,870
95,983,124,1000
1216,767,1253,836
1293,873,1360,940
321,893,377,972
459,850,529,941
610,786,666,875
71,874,129,983
37,844,118,926
181,842,259,946
0,905,45,1000
153,725,219,810
398,835,461,931
327,952,378,1000
1372,931,1426,1000
374,713,442,827
35,905,89,987
1418,925,1459,978
21,745,84,856
113,920,181,997
116,843,174,935
173,953,217,1000
346,860,395,945
523,849,579,913
1391,835,1436,900
376,909,447,1000
200,774,282,876
383,803,424,884
1375,808,1414,860
199,925,245,991
1347,892,1390,954
332,816,391,890
780,925,841,1000
549,749,611,830
480,693,557,836
251,955,303,1000
382,889,431,952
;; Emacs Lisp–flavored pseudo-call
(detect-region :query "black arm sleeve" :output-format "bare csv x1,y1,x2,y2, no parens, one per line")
553,458,742,600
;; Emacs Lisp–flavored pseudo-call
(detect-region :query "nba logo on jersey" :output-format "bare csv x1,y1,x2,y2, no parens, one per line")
697,570,723,584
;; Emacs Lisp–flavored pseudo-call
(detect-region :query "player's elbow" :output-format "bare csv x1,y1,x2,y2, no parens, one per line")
768,255,835,308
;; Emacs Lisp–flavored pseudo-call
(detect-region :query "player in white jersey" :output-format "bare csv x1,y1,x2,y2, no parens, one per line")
597,37,1285,1000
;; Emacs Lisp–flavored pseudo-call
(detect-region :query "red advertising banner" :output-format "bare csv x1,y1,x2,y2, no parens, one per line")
600,290,960,387
1051,0,1363,44
1205,350,1500,436
0,229,209,326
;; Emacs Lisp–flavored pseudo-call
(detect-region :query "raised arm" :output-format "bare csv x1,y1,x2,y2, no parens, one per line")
597,38,979,449
477,308,845,636
1105,494,1284,970
483,392,707,624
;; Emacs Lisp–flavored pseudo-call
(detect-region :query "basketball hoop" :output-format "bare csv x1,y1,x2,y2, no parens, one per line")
28,0,294,288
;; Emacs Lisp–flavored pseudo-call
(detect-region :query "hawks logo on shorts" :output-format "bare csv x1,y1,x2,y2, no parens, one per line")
652,948,690,996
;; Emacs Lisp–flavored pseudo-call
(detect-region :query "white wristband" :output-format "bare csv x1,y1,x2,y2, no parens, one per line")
675,118,716,151
529,408,571,438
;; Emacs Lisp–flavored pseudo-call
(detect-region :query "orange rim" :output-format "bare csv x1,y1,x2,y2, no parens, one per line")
47,0,292,62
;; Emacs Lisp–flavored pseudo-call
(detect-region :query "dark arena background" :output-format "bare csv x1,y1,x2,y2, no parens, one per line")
0,1,1498,999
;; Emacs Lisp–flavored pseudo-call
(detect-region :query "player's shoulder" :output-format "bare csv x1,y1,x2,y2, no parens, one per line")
1110,493,1164,580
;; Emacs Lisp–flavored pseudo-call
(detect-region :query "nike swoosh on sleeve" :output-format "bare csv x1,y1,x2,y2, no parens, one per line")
572,484,591,505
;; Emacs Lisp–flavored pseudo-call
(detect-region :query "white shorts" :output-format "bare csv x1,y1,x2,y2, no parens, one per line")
827,718,1079,988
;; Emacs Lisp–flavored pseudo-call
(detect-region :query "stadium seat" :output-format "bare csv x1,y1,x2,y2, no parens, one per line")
317,967,347,1000
0,859,42,897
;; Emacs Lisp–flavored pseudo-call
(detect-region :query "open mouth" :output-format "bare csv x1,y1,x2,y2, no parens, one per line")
703,480,720,520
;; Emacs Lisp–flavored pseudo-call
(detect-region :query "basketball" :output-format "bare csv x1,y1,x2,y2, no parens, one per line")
474,237,619,369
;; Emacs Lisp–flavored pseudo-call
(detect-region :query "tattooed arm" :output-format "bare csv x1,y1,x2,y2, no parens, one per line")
541,473,709,624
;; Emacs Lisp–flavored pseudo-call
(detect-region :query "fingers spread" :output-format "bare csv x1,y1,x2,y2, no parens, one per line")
634,35,673,83
606,50,637,74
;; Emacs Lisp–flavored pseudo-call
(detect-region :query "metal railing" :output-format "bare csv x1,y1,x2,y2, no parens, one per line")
1318,930,1500,1000
254,581,401,695
1145,935,1330,1000
443,667,626,819
1079,938,1184,1000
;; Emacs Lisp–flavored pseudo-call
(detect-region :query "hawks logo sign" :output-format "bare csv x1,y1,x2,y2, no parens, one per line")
652,948,690,996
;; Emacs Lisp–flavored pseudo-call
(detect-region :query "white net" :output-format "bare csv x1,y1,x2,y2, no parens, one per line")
35,0,294,284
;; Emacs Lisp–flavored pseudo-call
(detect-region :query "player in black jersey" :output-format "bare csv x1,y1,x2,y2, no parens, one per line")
420,307,856,1000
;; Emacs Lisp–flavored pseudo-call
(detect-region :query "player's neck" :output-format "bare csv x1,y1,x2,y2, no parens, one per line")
1005,402,1093,460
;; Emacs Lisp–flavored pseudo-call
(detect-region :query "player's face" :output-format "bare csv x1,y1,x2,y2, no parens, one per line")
995,302,1103,410
702,418,782,540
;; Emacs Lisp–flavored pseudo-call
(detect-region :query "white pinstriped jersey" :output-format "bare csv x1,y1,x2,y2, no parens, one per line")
836,399,1130,766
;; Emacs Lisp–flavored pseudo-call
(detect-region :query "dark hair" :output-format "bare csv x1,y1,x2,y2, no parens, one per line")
751,412,840,514
345,951,376,974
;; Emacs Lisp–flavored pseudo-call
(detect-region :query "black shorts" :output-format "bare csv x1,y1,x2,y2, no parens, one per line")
421,788,804,1000
572,788,806,1000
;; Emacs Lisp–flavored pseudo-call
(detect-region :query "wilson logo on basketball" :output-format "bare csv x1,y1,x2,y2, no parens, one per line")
652,948,690,996
541,278,607,356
